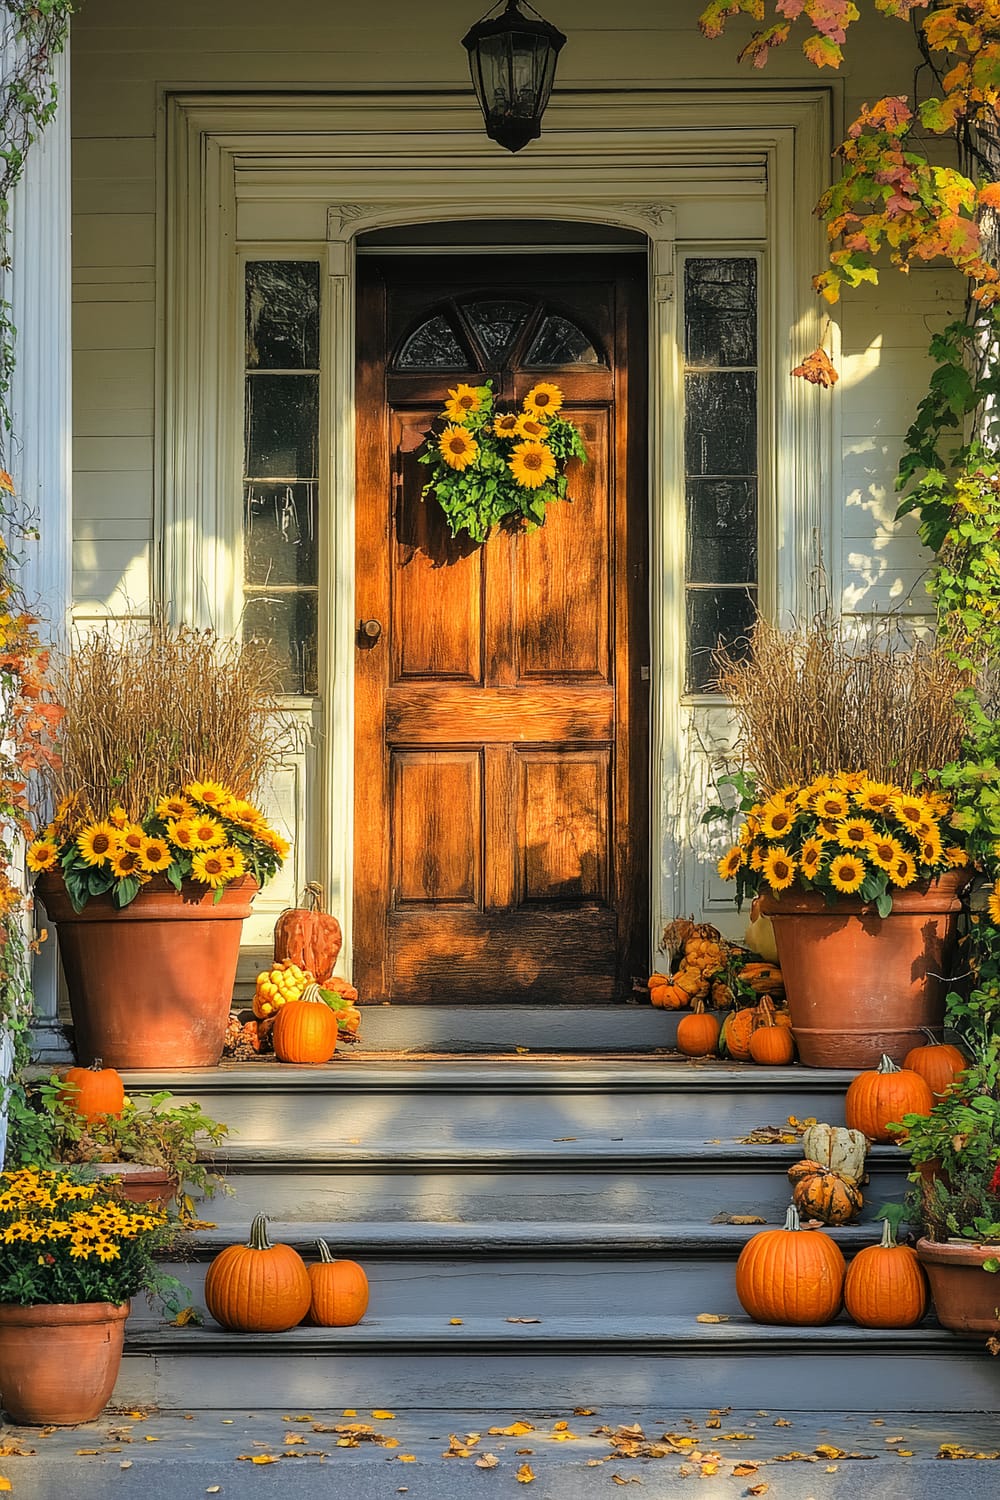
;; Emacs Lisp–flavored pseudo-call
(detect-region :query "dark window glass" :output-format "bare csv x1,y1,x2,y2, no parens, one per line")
243,261,321,694
683,258,758,692
397,315,471,370
463,299,532,360
246,261,320,370
525,314,602,368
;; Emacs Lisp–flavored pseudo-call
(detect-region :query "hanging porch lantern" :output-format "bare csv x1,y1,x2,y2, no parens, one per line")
462,0,567,154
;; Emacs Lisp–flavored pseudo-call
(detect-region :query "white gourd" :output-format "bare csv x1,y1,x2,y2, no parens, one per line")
801,1122,868,1185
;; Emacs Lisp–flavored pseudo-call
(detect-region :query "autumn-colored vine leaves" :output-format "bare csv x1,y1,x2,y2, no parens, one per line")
699,1,1000,326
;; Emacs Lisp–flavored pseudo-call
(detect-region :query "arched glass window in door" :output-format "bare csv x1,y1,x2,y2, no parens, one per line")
392,294,605,373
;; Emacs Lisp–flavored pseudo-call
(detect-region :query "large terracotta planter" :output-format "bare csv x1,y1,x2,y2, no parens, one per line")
0,1300,129,1424
37,873,258,1068
917,1238,1000,1336
759,872,967,1069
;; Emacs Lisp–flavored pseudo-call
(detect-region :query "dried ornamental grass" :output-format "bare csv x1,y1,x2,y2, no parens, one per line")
46,623,288,821
714,616,968,794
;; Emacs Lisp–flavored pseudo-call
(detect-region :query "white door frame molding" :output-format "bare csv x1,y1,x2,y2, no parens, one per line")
161,87,832,969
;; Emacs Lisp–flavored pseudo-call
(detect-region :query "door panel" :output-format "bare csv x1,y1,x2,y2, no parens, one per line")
355,254,648,1003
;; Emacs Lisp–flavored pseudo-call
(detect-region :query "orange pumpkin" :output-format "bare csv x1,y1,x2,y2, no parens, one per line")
308,1239,369,1327
789,1164,863,1226
273,882,343,985
675,999,720,1057
204,1215,312,1332
844,1217,929,1329
272,989,340,1064
59,1059,125,1122
735,1203,846,1325
903,1030,967,1099
844,1054,933,1143
749,1009,796,1066
650,980,691,1010
721,1006,756,1060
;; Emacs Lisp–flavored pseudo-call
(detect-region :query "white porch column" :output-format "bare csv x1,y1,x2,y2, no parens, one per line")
8,43,74,1063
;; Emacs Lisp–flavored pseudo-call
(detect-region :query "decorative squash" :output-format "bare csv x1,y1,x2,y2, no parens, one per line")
307,1239,369,1327
204,1215,312,1332
844,1054,933,1143
650,980,691,1010
788,1162,863,1225
749,1008,795,1065
903,1029,967,1099
843,1217,929,1329
323,978,362,1036
253,959,314,1020
735,1203,846,1325
801,1123,867,1185
744,899,779,964
737,961,784,996
675,999,720,1057
273,882,343,985
58,1059,125,1122
720,1006,756,1061
272,989,340,1064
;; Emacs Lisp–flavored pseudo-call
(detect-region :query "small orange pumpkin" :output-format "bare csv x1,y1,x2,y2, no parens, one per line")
272,987,340,1064
735,1203,846,1325
749,1008,795,1066
308,1239,369,1327
649,978,690,1010
903,1030,967,1099
675,999,720,1057
58,1059,125,1122
273,882,343,985
204,1215,311,1332
844,1217,929,1329
844,1054,933,1143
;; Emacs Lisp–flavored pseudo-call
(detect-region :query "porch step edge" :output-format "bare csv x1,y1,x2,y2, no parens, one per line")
206,1138,905,1167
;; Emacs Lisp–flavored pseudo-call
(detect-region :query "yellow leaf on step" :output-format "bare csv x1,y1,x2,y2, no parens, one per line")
449,1319,463,1325
475,1454,499,1469
0,1480,10,1493
516,1463,535,1483
343,1409,357,1416
397,1454,416,1462
489,1422,535,1437
372,1411,396,1420
696,1314,729,1323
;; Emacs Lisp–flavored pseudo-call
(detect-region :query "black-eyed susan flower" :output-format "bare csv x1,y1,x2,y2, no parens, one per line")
191,850,229,888
439,425,479,471
524,382,563,417
76,822,117,867
717,846,744,880
762,847,797,892
510,441,557,490
139,837,173,874
26,838,59,873
443,384,481,423
828,853,866,895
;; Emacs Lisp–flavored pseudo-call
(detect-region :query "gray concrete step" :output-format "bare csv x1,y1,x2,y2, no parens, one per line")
122,1056,856,1145
114,1315,1000,1413
200,1138,906,1223
138,1219,887,1326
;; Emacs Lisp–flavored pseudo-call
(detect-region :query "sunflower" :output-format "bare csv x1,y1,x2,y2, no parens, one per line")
493,412,521,439
828,853,866,895
836,817,877,850
832,771,866,793
191,850,229,889
156,794,194,821
220,846,247,879
184,780,231,811
889,851,918,888
108,806,129,829
854,780,898,813
118,824,146,853
919,833,944,867
759,802,796,840
717,846,745,880
443,384,482,423
224,799,262,828
893,793,932,830
76,822,117,867
26,838,59,873
988,881,1000,927
811,790,850,819
439,425,479,472
165,817,198,850
944,845,969,869
188,816,226,850
867,835,903,871
510,441,557,490
514,413,549,442
524,382,564,417
109,847,143,879
769,782,800,806
799,837,825,877
748,846,764,871
259,827,291,860
139,837,173,874
815,818,840,841
762,847,797,892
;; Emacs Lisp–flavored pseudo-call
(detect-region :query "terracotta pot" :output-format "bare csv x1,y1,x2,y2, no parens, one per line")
84,1163,178,1209
36,873,258,1069
759,872,967,1069
916,1238,1000,1336
0,1300,129,1424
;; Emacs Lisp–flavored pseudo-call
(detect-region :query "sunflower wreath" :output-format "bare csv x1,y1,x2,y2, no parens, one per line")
416,379,588,544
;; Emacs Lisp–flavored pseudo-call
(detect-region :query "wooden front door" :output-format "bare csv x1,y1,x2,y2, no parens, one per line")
354,253,648,1003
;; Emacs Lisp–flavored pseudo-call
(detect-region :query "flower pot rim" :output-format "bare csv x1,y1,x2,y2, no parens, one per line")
759,868,971,917
0,1299,130,1321
915,1235,1000,1258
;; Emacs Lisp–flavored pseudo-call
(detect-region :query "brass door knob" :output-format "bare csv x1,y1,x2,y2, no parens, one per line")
358,618,383,644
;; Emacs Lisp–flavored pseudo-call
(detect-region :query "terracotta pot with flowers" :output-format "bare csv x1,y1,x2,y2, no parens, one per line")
0,1167,171,1424
25,625,290,1068
709,618,971,1068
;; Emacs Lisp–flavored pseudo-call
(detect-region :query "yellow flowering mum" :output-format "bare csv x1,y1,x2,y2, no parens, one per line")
439,425,478,472
443,384,481,424
762,847,797,892
510,441,557,490
828,853,866,895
